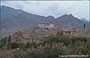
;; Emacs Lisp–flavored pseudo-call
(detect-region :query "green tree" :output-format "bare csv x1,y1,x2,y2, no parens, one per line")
24,42,31,49
32,42,37,48
8,35,11,43
18,43,24,49
7,42,19,49
0,37,7,48
58,35,71,46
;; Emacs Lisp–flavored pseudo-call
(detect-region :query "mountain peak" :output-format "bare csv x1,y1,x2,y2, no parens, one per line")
47,15,55,19
63,14,68,16
60,14,74,18
69,14,75,18
69,14,73,17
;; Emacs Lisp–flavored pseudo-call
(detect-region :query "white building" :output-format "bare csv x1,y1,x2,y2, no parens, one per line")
39,23,55,29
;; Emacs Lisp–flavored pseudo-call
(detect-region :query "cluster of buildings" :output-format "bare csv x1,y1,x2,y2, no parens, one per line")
12,23,79,44
38,23,78,35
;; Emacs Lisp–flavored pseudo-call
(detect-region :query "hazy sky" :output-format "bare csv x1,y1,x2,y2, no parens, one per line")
1,1,90,21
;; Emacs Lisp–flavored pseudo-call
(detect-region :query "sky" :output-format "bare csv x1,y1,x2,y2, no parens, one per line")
1,1,90,21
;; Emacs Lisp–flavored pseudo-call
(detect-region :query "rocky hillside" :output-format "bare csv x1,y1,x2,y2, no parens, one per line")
11,27,90,44
11,27,57,44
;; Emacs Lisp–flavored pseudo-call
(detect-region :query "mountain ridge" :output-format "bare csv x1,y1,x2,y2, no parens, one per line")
1,6,90,37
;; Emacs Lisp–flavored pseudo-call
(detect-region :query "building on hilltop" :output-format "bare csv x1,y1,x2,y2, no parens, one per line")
38,23,55,29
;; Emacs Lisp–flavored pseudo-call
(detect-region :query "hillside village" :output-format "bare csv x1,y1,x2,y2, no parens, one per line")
11,23,90,44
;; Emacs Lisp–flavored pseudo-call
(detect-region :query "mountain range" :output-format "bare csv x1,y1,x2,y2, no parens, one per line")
0,6,90,37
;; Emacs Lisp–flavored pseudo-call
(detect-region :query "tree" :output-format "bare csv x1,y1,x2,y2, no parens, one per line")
24,42,31,49
7,42,19,49
84,24,86,31
32,42,37,48
18,43,24,49
8,35,11,43
0,37,7,48
86,38,90,55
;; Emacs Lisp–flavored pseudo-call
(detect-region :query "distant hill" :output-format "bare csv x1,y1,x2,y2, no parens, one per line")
0,6,90,37
81,18,89,22
1,6,23,20
1,6,52,29
52,14,90,30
